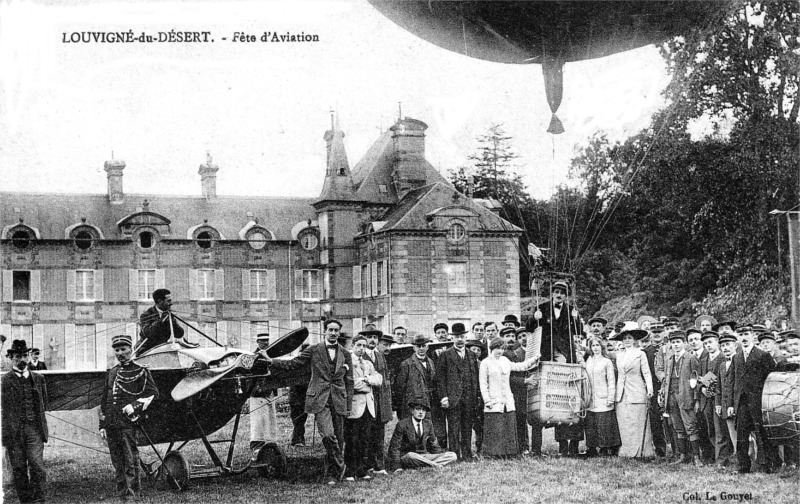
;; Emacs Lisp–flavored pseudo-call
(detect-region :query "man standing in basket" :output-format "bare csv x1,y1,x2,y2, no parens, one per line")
527,280,584,457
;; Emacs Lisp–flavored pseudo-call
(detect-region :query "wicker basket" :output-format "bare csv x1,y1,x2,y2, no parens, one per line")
527,361,587,426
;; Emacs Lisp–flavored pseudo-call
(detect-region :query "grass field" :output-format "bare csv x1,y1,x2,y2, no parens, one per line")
6,411,798,504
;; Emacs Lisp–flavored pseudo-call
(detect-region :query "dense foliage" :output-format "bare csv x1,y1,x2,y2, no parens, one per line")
451,1,799,324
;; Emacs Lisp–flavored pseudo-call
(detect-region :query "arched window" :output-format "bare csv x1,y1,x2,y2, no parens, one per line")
66,222,104,251
447,221,466,244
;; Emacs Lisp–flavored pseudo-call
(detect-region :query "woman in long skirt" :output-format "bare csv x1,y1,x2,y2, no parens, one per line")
613,322,654,458
584,337,621,456
479,338,539,457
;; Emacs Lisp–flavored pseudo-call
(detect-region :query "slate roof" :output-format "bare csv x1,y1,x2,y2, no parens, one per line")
316,128,357,203
375,182,522,234
0,192,316,241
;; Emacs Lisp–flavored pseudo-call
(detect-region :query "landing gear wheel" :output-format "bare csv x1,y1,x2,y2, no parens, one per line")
161,450,190,491
255,442,287,478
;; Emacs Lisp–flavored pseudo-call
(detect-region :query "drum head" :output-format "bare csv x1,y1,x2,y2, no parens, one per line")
266,327,309,358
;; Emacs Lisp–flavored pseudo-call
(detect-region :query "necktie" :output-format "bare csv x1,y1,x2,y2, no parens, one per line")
416,421,422,440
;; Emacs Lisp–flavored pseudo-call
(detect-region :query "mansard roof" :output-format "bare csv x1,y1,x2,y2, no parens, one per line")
373,182,522,234
0,192,315,241
350,128,450,205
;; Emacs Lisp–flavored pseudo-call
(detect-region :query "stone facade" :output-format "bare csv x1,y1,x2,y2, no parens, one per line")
1,117,521,371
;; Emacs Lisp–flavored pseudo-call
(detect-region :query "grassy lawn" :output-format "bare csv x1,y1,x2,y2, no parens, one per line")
9,411,798,504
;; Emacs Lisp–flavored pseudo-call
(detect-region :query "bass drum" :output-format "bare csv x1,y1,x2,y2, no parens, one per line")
761,371,800,443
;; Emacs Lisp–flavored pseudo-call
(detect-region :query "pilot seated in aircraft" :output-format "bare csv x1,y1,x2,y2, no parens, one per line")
99,334,159,500
137,289,186,355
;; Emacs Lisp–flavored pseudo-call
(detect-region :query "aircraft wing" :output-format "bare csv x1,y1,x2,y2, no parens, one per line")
39,370,107,411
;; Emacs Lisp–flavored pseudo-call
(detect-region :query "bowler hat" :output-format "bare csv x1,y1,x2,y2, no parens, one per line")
502,315,520,327
359,329,384,338
712,320,737,332
111,334,133,348
6,339,31,357
450,323,468,335
410,334,430,346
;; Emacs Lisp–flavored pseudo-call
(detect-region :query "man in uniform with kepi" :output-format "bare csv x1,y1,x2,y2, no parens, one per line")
99,334,159,500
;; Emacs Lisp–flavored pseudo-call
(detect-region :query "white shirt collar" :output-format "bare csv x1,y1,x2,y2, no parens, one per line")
14,368,30,379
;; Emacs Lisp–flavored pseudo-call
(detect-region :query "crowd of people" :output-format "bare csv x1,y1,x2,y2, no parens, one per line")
3,283,799,502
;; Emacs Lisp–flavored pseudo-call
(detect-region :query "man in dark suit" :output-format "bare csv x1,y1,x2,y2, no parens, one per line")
698,331,726,465
662,330,703,466
716,332,738,469
137,288,185,355
265,319,354,485
27,349,47,371
393,335,436,420
688,328,714,463
436,323,479,460
527,280,583,457
641,323,667,457
730,324,776,473
387,402,457,470
362,328,393,474
2,340,49,503
502,326,530,454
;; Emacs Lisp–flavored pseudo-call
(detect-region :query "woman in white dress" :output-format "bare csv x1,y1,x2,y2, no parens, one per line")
479,338,539,457
613,322,654,458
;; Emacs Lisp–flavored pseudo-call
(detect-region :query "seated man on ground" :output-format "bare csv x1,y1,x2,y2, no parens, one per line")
387,401,457,471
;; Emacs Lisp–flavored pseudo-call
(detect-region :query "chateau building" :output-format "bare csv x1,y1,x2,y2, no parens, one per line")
1,117,521,371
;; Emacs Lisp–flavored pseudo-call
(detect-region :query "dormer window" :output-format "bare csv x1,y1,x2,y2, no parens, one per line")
189,223,223,250
132,227,159,250
447,222,466,244
11,229,32,250
239,221,274,250
299,231,319,251
66,221,104,251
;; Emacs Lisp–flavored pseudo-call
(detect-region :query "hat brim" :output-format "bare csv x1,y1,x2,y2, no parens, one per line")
611,329,648,341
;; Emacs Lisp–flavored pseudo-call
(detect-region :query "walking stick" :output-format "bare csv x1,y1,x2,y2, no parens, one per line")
637,400,651,459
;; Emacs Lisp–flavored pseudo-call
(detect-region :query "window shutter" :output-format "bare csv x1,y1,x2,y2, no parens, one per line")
125,322,138,347
33,324,44,351
240,321,251,350
1,270,11,302
371,262,378,298
294,270,303,300
128,270,139,301
30,270,42,302
0,324,10,343
189,269,199,301
381,261,388,295
352,318,363,335
266,270,277,300
64,324,76,370
94,270,104,301
66,270,76,302
215,269,225,300
95,323,107,371
155,269,166,290
216,321,228,346
242,269,251,301
352,266,361,298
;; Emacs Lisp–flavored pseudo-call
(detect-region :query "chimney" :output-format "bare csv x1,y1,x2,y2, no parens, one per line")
104,159,126,204
199,152,219,199
390,118,428,200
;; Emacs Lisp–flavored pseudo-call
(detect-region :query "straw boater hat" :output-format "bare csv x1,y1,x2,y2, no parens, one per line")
695,315,717,329
637,315,657,330
610,321,648,341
